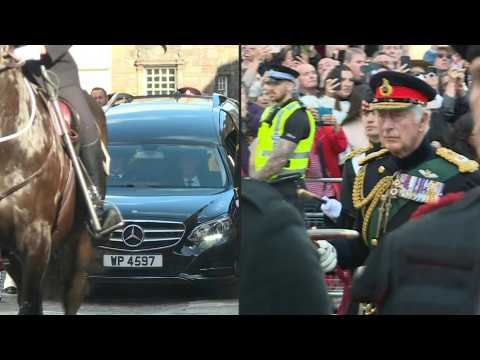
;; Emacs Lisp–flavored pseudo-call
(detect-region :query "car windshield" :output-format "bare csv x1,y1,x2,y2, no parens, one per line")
108,143,228,189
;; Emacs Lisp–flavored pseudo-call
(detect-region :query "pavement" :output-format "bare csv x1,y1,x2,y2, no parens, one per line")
0,284,239,315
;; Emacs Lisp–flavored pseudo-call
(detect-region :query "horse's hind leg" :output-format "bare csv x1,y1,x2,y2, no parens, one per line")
17,224,52,315
63,230,92,315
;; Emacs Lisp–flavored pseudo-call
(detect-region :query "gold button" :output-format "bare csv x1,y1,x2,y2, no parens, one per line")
378,166,385,174
371,238,378,247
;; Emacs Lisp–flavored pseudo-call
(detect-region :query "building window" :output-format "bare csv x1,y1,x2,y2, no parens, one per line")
216,75,229,96
145,67,177,95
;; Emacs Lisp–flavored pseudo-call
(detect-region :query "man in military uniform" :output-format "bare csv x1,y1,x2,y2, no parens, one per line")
249,65,316,215
240,178,332,315
349,46,480,314
317,71,480,277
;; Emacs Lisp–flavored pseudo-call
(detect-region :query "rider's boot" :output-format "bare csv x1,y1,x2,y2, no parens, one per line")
80,139,123,236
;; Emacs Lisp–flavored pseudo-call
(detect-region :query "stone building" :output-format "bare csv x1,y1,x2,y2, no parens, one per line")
72,45,239,100
111,45,239,100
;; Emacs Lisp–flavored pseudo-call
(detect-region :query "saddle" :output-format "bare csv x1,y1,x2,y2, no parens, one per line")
35,87,81,144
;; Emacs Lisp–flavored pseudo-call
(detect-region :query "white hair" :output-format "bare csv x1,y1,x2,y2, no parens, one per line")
410,105,430,122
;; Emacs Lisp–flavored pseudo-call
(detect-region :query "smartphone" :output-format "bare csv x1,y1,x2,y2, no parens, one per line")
316,107,333,126
400,55,411,68
291,45,302,58
337,49,346,64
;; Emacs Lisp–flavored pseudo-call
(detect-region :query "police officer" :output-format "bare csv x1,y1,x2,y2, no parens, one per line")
349,46,480,314
12,45,122,234
240,178,332,315
249,65,316,215
317,71,480,276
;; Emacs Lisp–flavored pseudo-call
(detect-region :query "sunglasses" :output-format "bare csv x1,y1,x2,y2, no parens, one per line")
437,53,452,60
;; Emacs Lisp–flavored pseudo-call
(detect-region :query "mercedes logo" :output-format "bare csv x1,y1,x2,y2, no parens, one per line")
121,224,145,248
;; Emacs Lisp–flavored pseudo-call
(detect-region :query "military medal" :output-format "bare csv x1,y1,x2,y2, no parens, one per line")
396,173,445,203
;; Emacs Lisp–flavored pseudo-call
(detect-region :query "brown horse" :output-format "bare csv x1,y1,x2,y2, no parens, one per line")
0,46,107,314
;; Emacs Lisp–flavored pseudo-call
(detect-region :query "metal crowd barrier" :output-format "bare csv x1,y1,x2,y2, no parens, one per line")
304,177,343,183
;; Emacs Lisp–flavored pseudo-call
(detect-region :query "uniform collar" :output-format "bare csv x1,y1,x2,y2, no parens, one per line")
392,138,433,170
370,142,382,152
278,97,298,108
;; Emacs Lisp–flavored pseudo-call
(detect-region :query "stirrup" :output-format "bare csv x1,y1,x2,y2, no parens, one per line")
87,207,124,239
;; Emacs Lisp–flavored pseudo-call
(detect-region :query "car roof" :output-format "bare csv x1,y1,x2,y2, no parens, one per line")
106,98,221,145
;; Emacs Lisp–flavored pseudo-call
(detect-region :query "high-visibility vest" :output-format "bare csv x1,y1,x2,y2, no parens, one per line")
255,100,315,181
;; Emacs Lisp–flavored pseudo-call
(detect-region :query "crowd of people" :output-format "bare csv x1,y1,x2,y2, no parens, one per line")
241,45,474,189
240,45,480,314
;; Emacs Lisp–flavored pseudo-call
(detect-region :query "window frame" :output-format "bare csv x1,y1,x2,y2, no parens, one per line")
144,66,178,96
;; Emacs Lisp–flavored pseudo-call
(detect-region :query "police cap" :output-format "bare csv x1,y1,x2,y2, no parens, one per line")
264,65,299,85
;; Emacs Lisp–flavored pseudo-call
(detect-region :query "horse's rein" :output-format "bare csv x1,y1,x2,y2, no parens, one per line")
0,77,37,143
0,48,55,201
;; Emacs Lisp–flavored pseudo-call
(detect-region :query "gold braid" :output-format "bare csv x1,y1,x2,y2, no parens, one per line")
352,166,394,209
352,163,394,245
358,148,389,167
361,177,393,244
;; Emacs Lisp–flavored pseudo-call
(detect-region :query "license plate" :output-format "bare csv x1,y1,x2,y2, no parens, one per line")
103,255,163,268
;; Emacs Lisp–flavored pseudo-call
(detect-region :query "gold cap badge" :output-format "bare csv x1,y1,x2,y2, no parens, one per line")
379,78,393,97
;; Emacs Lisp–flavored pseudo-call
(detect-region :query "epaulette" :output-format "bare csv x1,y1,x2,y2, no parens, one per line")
436,147,479,173
343,145,372,163
358,148,389,166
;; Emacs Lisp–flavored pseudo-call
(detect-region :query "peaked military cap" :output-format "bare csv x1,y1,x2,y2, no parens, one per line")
369,71,436,110
264,65,300,84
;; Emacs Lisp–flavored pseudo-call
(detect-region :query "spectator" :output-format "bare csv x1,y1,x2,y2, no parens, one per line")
318,64,367,154
297,63,321,97
440,66,469,123
344,48,367,82
90,87,108,107
317,57,339,90
433,45,453,73
304,115,347,200
409,59,429,77
241,45,271,93
381,45,403,69
372,51,397,70
345,47,371,103
240,84,271,176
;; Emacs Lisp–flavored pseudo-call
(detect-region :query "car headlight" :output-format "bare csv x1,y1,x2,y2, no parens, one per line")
187,215,232,245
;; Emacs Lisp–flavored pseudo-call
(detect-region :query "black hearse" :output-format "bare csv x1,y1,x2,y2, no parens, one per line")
88,94,239,290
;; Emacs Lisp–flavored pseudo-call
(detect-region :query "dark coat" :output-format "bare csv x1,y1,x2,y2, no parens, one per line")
22,45,80,89
350,186,480,314
240,179,332,315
